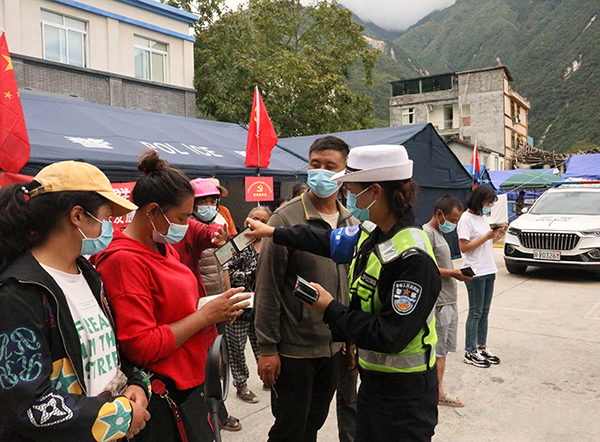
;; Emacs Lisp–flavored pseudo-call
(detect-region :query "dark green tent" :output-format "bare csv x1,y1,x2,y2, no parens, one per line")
499,170,560,190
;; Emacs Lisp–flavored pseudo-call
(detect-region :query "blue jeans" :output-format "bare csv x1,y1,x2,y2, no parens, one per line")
464,274,496,353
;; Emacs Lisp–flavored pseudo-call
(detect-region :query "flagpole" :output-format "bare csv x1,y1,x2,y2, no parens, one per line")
255,86,260,177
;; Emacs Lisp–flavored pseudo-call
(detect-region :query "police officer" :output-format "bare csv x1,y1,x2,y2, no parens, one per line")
246,145,442,442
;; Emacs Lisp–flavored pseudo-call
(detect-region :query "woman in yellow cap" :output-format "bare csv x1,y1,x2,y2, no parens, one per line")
0,161,150,441
246,145,442,442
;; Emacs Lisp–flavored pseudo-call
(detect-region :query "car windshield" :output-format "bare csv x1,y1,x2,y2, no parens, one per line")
530,191,600,215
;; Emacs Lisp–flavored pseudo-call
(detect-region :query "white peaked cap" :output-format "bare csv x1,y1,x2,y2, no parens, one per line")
331,145,413,182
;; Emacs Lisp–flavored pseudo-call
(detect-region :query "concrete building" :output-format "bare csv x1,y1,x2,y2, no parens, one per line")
1,0,198,117
389,66,530,170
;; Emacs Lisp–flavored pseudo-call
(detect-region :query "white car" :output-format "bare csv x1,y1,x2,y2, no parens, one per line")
504,186,600,274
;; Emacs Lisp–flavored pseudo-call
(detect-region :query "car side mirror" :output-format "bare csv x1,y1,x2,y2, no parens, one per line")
522,207,528,214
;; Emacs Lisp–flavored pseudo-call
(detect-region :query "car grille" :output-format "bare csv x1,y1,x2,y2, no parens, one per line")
519,232,580,250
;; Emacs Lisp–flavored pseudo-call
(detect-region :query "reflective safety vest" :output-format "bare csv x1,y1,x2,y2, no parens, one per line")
348,221,438,373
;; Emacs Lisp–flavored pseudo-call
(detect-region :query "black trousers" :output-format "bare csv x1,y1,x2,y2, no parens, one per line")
336,350,358,442
135,379,214,442
268,352,341,442
355,367,438,442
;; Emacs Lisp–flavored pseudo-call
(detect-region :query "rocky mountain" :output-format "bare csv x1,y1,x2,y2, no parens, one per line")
355,0,600,153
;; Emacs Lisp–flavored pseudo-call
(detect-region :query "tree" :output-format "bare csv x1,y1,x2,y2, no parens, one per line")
194,0,378,137
161,0,225,32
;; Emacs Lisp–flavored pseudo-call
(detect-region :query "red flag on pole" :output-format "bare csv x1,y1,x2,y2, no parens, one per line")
0,31,30,173
245,87,278,168
470,141,481,188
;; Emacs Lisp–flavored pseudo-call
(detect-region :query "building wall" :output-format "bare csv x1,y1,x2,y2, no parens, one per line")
2,0,197,117
457,69,506,156
1,0,195,88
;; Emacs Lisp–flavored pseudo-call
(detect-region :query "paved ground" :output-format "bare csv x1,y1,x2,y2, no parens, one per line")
221,248,600,442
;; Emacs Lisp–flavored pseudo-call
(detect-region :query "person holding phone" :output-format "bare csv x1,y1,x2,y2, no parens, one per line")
247,144,442,442
95,152,250,441
423,196,472,407
457,186,507,369
226,206,272,404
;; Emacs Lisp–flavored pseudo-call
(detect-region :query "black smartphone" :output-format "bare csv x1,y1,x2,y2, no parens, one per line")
460,267,475,277
293,276,320,305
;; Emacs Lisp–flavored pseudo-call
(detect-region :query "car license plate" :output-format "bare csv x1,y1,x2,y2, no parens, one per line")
533,250,560,261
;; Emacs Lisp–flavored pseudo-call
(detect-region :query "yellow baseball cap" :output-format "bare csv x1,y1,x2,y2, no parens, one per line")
29,161,137,217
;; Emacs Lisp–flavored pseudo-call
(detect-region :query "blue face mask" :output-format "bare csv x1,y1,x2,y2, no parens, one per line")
346,193,370,221
439,213,457,234
195,205,218,223
151,208,189,245
482,206,492,215
307,169,340,198
79,212,114,256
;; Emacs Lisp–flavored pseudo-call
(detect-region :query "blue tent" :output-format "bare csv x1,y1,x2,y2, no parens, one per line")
19,91,308,181
563,153,600,180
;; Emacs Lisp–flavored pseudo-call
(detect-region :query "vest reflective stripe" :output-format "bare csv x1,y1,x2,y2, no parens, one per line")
349,226,438,373
358,308,435,372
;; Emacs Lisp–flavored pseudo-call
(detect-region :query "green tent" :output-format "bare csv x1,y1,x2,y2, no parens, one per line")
499,170,560,190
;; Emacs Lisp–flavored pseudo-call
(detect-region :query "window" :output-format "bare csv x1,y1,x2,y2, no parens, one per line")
401,107,415,125
494,156,499,171
134,36,167,83
41,10,87,67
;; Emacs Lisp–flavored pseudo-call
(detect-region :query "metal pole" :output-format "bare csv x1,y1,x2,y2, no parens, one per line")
256,86,260,177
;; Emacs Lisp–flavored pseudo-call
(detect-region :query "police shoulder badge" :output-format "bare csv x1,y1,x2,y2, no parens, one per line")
391,281,422,315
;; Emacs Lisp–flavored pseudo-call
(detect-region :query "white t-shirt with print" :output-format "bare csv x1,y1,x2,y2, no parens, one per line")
456,211,497,276
40,264,119,396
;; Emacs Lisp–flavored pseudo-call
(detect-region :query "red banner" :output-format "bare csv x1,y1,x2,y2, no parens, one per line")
0,31,30,173
245,176,274,202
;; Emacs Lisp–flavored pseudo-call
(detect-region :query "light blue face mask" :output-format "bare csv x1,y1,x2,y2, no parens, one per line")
346,193,370,221
195,205,218,223
439,212,457,234
151,208,189,245
78,212,114,256
482,206,492,215
346,185,376,221
307,169,341,198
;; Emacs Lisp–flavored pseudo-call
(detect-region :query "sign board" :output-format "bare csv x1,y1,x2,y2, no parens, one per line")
245,176,274,202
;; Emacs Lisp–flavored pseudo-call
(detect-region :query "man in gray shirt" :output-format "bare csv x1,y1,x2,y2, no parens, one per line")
423,196,472,407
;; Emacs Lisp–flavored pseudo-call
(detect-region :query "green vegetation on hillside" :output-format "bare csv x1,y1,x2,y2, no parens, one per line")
370,0,600,153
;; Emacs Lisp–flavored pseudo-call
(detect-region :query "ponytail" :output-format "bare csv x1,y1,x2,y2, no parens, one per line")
0,181,107,272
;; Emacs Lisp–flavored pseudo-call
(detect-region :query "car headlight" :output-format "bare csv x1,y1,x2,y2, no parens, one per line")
580,229,600,237
507,227,521,236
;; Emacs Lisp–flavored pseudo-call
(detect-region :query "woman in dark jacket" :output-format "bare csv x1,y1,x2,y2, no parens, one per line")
247,145,442,442
0,161,150,441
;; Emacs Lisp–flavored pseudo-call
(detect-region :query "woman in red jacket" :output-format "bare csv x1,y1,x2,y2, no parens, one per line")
95,151,249,442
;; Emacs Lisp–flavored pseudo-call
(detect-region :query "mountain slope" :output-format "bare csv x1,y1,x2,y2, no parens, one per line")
388,0,600,153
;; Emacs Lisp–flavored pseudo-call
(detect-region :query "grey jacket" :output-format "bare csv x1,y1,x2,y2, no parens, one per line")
254,191,359,358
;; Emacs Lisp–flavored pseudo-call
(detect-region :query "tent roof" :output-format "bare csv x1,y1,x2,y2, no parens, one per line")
278,124,473,189
563,153,600,180
488,169,527,189
19,91,308,181
499,169,560,190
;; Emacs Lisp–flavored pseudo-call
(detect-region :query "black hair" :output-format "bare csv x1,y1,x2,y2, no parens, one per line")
434,196,464,216
358,179,419,220
308,136,350,160
291,182,309,199
466,186,498,215
132,151,193,209
0,182,108,272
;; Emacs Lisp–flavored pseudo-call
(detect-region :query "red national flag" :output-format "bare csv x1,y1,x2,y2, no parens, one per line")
0,31,30,173
245,87,278,168
470,141,481,188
